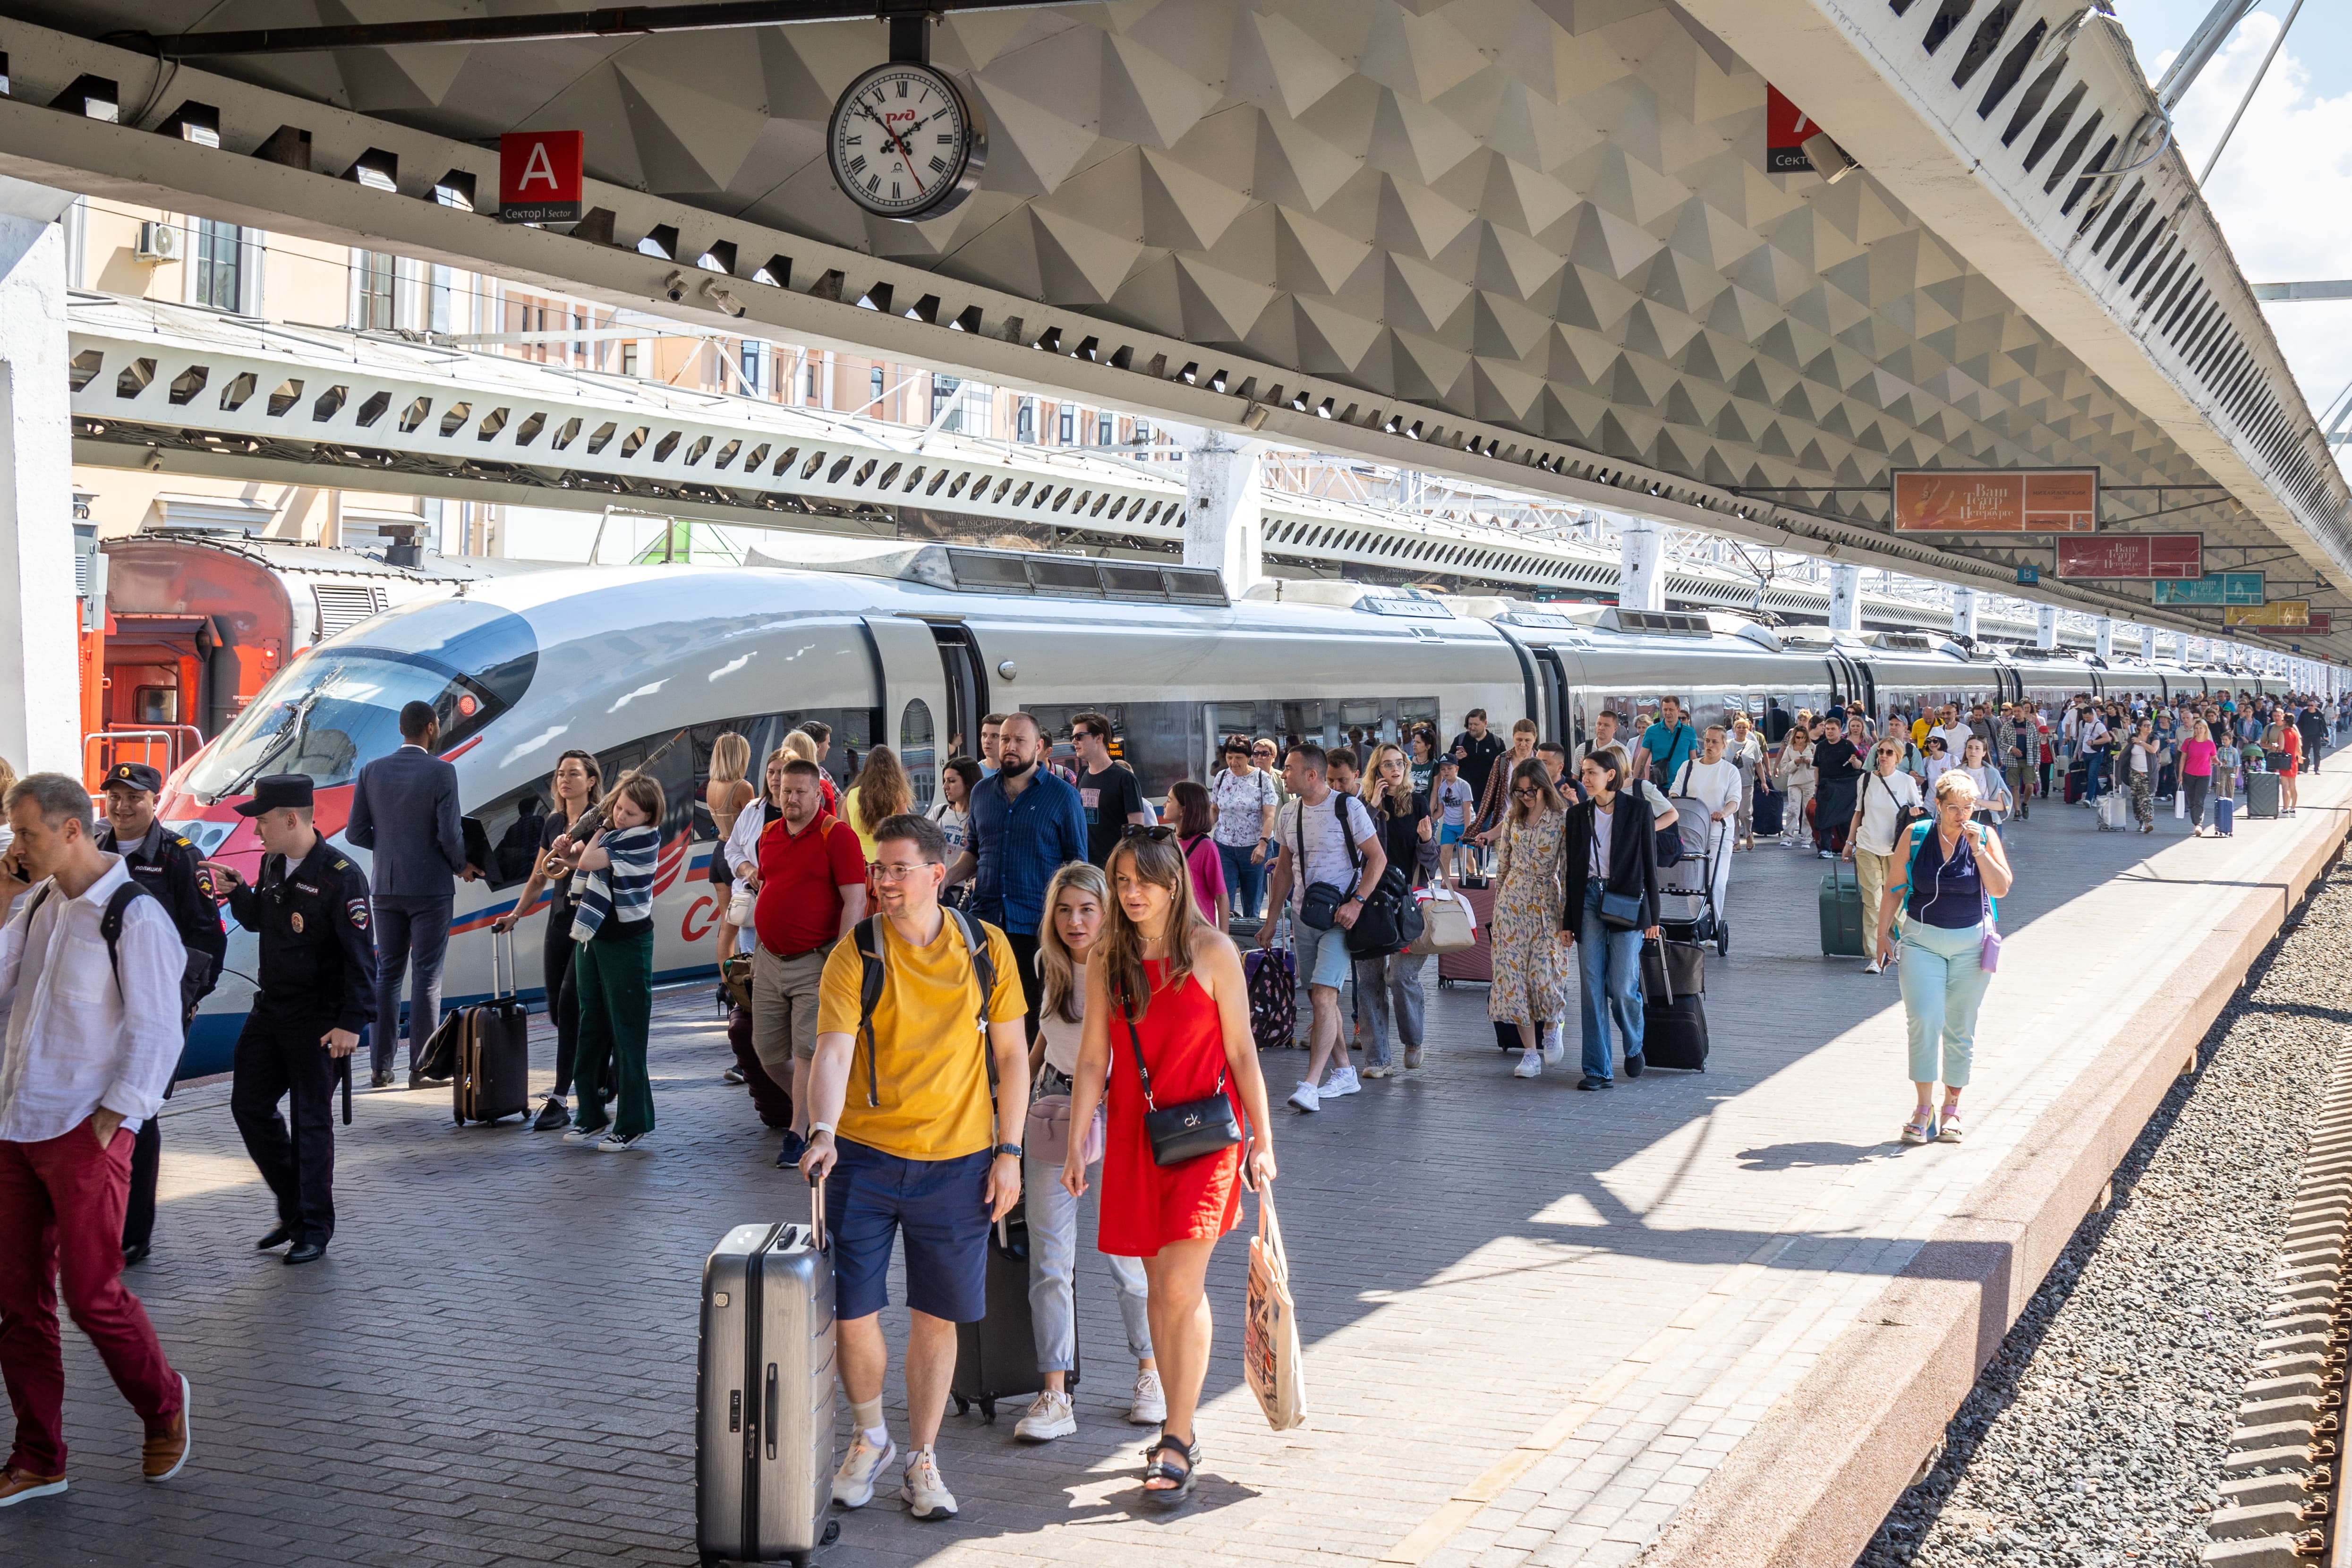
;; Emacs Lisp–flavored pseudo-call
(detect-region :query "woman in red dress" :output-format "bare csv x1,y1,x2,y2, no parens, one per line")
1062,827,1276,1506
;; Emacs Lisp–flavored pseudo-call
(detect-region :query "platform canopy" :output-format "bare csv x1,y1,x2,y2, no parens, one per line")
6,0,2345,656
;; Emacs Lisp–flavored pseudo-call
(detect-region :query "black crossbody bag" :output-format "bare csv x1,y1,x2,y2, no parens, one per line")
1118,975,1243,1168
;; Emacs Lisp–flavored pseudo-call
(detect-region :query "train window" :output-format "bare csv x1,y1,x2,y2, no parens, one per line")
900,699,937,810
133,685,178,724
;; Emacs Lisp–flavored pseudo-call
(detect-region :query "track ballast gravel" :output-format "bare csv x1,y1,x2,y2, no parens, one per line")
1854,859,2352,1568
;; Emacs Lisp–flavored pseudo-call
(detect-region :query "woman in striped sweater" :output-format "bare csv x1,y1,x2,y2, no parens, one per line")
554,772,667,1152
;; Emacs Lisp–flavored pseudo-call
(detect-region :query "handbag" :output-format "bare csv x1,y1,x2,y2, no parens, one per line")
1243,1186,1307,1431
719,950,753,1012
1121,992,1243,1168
1639,936,1706,999
1024,1090,1105,1168
1978,872,2002,973
1876,769,1927,838
1296,792,1353,930
1344,806,1421,957
1406,887,1476,954
1599,888,1644,931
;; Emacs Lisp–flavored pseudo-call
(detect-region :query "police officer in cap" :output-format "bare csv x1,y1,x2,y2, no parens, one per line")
95,762,226,1267
206,774,375,1266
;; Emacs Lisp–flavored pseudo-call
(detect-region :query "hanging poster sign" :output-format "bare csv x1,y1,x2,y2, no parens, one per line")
2224,601,2310,628
2309,613,2335,635
2153,572,2266,606
1891,469,2099,532
1766,87,1818,173
498,130,583,224
2054,534,2202,580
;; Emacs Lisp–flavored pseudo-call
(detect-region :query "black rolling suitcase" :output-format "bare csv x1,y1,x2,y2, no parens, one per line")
1638,937,1709,1072
452,929,531,1125
1751,785,1784,839
951,1201,1075,1423
697,1183,839,1566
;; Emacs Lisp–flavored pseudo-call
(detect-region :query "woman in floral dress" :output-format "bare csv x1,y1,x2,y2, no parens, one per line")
1490,757,1571,1080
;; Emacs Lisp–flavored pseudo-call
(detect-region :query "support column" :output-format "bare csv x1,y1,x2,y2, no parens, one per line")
1619,516,1665,612
2094,617,2114,661
0,180,78,776
2169,628,2190,663
2035,605,2057,649
1827,562,1861,632
1951,587,1977,641
2138,624,2158,662
1172,425,1262,598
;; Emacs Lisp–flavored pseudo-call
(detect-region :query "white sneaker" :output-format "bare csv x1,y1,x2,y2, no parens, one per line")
1014,1389,1076,1443
560,1125,603,1146
1322,1065,1362,1097
1542,1028,1565,1065
1129,1368,1167,1425
900,1448,958,1520
1863,959,1882,975
831,1430,895,1509
1513,1048,1542,1079
1287,1081,1320,1114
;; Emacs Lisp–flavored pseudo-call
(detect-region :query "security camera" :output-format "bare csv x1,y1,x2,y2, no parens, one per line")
700,278,746,318
662,269,690,303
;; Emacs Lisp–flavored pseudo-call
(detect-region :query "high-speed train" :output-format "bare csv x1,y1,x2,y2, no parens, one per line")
153,540,2287,1077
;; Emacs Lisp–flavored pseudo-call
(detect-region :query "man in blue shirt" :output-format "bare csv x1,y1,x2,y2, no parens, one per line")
948,712,1086,1029
1634,696,1698,793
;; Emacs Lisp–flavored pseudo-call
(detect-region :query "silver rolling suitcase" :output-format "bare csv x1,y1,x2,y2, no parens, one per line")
697,1183,838,1566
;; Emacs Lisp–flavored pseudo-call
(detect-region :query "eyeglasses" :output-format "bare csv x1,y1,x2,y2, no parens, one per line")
1511,784,1541,798
868,861,939,882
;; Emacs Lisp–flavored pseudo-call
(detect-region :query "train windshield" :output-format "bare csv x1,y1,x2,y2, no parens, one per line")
185,599,537,801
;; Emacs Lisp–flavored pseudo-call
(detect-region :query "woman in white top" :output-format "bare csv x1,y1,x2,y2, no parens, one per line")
1921,734,1954,793
1207,737,1278,921
1773,721,1815,847
1842,734,1923,976
1014,861,1163,1443
928,757,981,903
1958,736,2011,827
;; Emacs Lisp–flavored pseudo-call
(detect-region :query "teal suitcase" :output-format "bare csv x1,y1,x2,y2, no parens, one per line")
1819,860,1867,957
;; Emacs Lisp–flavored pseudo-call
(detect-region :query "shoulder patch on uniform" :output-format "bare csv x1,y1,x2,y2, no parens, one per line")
331,858,351,872
172,836,192,849
347,899,369,930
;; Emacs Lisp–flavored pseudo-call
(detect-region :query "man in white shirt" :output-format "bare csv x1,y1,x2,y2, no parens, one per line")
1930,704,1976,762
1670,727,1742,924
1259,743,1387,1114
0,774,191,1506
1843,736,1924,974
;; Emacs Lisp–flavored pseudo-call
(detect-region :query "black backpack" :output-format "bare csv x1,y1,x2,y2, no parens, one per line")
850,907,1000,1109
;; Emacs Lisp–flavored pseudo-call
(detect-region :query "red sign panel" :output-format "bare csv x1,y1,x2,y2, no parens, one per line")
499,131,583,224
1766,86,1817,173
2054,534,2203,580
1892,469,2099,532
2308,613,2334,635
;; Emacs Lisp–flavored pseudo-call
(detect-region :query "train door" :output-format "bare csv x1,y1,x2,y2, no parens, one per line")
1532,648,1570,744
860,614,981,813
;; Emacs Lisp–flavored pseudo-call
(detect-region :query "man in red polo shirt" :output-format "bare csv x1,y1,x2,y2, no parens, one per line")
743,758,866,1167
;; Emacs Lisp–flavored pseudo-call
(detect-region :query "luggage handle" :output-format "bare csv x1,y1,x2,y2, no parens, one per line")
808,1172,826,1253
489,923,517,1001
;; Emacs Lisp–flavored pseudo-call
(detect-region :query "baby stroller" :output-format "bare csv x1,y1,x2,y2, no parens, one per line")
1659,794,1729,956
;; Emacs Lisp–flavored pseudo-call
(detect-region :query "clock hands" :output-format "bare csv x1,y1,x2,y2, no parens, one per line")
856,102,926,197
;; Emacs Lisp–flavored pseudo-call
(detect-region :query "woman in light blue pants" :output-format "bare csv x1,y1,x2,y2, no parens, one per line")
1875,771,2013,1147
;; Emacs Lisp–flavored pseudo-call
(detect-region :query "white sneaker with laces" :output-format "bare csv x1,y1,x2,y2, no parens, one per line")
831,1431,895,1509
1513,1048,1542,1080
1014,1389,1076,1443
1129,1368,1167,1426
900,1448,958,1520
1322,1065,1362,1097
1542,1028,1565,1065
1287,1081,1320,1114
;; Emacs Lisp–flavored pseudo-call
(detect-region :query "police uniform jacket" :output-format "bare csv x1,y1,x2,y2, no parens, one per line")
95,819,227,984
226,837,376,1033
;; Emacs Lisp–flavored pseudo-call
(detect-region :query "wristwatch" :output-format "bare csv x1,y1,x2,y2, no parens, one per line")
992,1142,1023,1159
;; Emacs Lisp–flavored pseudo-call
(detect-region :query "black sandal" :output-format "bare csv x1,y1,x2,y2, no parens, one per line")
1140,1432,1199,1506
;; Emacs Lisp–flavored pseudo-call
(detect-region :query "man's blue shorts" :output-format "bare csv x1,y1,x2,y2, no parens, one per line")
824,1138,994,1323
1438,822,1466,845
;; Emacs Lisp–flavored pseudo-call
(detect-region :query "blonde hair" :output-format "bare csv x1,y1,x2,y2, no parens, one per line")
1036,861,1108,1027
710,733,751,786
852,745,912,834
1100,833,1202,1024
1361,741,1413,816
781,730,818,767
1933,769,1980,806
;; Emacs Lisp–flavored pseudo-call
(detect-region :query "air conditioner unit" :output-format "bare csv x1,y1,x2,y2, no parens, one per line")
134,222,181,264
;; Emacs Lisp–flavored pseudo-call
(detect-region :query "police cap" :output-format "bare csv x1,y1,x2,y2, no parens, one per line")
102,762,164,795
234,774,314,816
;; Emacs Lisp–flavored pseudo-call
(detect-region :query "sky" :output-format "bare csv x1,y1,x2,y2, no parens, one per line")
2112,1,2352,430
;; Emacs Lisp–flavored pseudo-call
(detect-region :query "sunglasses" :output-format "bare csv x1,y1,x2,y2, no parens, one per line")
1121,824,1176,843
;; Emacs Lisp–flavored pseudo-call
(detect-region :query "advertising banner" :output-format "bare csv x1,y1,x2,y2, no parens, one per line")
2054,534,2201,579
1892,469,2098,532
2224,602,2310,628
2152,572,2266,606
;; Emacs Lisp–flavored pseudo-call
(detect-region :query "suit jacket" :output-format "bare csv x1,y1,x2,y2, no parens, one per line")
345,745,467,899
1559,791,1661,935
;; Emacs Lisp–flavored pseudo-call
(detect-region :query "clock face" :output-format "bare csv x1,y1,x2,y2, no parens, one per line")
827,62,986,222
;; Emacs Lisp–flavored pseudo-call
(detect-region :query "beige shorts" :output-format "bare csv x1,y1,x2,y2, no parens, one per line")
751,943,829,1067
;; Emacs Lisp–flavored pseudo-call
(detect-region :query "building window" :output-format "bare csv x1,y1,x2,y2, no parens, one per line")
1099,412,1113,445
193,220,240,312
621,341,639,377
869,366,886,412
358,251,394,330
1059,408,1074,444
740,341,763,395
803,359,819,402
1016,400,1035,442
427,263,455,332
931,374,961,426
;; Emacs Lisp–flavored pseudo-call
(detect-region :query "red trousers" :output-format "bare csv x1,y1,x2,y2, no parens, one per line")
0,1121,182,1474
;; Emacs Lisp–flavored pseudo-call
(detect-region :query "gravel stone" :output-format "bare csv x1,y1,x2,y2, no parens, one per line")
1854,859,2352,1568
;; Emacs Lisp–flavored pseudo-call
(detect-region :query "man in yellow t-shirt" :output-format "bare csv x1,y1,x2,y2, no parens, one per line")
800,811,1029,1524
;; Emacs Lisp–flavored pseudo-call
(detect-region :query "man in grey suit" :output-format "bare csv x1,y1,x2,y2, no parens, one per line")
346,700,480,1088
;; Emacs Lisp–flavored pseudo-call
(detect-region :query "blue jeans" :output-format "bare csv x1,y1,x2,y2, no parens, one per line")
1218,839,1265,920
1576,883,1644,1082
1898,918,1991,1088
369,895,452,1077
2085,753,2106,799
